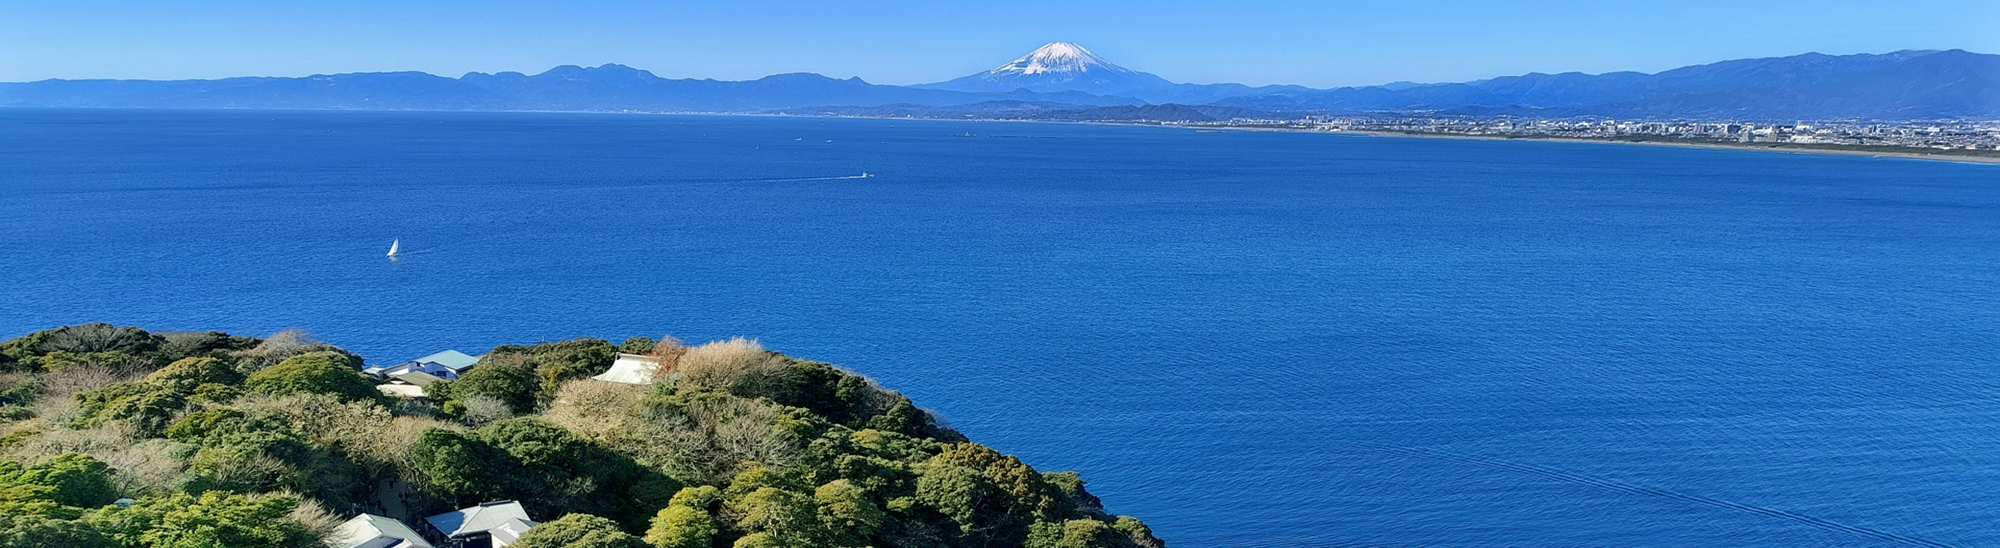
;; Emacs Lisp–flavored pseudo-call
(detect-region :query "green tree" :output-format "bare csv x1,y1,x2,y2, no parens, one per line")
474,418,678,529
913,463,1010,543
71,383,186,436
1041,471,1106,513
1025,519,1131,548
815,479,885,546
645,487,720,548
0,454,118,519
1112,516,1165,548
733,487,821,542
0,514,115,548
0,454,117,509
242,352,376,401
0,324,166,372
183,430,365,505
484,338,618,406
129,491,311,548
618,337,656,355
510,513,649,548
39,324,162,355
409,428,509,501
144,357,243,391
931,443,1066,520
445,362,540,415
164,408,270,443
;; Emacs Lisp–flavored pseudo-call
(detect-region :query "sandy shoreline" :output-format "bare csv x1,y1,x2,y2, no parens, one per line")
1122,123,2000,165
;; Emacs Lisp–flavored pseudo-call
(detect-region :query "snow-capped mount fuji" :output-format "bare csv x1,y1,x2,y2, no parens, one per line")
917,42,1177,95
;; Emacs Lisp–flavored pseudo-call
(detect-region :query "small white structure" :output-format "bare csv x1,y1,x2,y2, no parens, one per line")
426,501,536,548
376,371,444,399
327,513,433,548
590,353,661,385
487,518,536,547
376,383,426,399
364,350,482,380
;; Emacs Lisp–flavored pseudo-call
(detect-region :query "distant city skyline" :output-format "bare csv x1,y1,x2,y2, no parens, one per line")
2,0,1995,87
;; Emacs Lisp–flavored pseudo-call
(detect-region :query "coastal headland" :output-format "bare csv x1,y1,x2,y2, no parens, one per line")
0,323,1168,548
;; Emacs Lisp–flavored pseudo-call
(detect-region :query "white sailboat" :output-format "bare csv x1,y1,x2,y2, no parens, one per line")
387,239,400,257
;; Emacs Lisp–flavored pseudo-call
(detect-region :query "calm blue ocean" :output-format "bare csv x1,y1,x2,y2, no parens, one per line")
2,109,1997,547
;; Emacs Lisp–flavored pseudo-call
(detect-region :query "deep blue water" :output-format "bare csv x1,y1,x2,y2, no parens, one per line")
3,108,1998,548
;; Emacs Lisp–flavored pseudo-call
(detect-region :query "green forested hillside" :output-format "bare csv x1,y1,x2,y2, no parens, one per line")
0,323,1164,548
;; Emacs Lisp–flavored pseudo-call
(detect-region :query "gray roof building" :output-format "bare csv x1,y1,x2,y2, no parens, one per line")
327,514,433,548
425,501,536,548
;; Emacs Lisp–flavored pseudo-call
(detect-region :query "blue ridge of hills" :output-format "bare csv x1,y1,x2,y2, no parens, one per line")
1,49,1993,120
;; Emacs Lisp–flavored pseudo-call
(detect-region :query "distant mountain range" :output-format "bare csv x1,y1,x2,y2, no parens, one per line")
3,43,1994,120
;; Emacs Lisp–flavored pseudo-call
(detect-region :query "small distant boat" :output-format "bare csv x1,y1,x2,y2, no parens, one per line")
795,137,803,141
387,239,400,257
860,172,875,178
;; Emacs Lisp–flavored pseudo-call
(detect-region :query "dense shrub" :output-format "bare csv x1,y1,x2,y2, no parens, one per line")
483,338,619,406
438,359,539,416
512,513,650,548
242,352,375,401
815,479,886,545
71,382,187,436
146,357,243,390
231,329,357,373
185,429,365,505
675,337,781,393
410,418,679,530
0,453,118,517
156,331,260,361
86,491,314,548
0,324,175,374
0,514,115,548
0,325,1168,548
409,428,505,501
645,486,721,548
618,337,657,355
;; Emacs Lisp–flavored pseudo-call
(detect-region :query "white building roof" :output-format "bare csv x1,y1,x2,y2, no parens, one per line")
426,501,533,538
590,353,660,385
488,518,537,547
327,514,433,548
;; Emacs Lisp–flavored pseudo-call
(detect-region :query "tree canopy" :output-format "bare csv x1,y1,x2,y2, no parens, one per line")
0,324,1166,548
242,352,375,401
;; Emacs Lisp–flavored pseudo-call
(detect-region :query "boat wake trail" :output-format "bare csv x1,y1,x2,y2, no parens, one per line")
714,173,875,185
1346,442,1957,548
736,174,873,183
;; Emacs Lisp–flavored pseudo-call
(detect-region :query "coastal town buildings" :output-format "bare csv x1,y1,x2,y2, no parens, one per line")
1183,116,2000,151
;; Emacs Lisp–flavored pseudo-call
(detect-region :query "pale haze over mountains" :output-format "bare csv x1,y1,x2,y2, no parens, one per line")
1,42,1994,120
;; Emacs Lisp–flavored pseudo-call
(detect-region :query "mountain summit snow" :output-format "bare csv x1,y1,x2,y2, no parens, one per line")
917,42,1177,95
990,42,1124,76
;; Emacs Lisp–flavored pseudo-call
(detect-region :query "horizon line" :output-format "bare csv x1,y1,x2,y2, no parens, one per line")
0,47,1974,90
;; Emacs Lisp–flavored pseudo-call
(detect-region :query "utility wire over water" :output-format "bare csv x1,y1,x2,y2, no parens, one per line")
1343,442,1959,548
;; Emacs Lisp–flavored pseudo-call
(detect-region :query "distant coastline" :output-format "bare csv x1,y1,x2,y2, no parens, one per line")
1090,122,2000,165
10,104,1993,165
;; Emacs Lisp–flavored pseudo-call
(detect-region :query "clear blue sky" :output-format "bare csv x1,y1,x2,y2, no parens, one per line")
2,0,1995,87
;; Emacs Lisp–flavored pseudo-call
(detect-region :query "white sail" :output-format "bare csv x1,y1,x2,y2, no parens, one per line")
387,239,399,257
